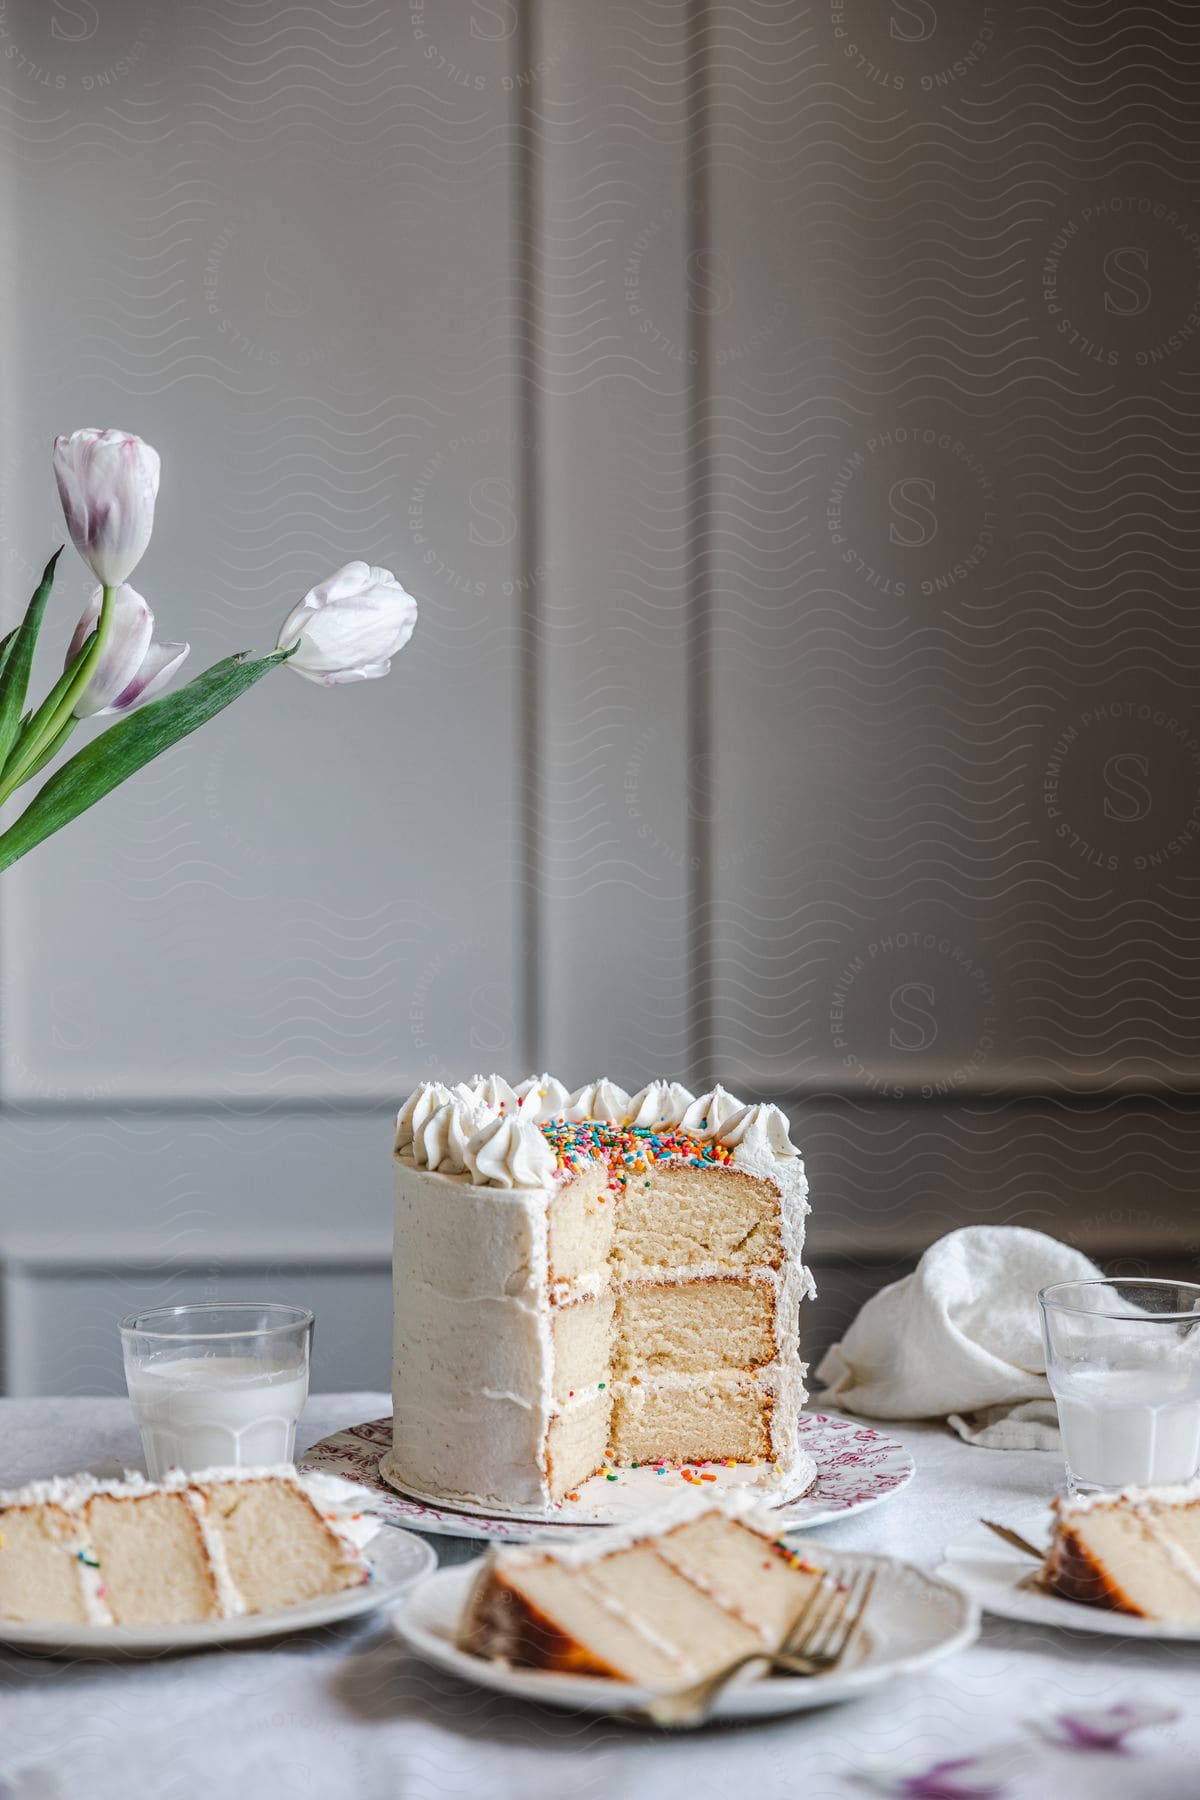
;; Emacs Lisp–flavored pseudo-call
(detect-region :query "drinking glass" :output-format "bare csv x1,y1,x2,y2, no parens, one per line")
119,1302,314,1479
1039,1278,1200,1494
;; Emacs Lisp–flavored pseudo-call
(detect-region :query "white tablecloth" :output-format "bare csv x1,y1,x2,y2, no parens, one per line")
2,1394,1198,1799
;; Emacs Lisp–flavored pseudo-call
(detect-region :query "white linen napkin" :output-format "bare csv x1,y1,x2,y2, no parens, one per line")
814,1225,1102,1449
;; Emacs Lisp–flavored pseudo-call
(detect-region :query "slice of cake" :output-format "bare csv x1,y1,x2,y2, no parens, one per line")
458,1492,826,1687
0,1466,378,1626
1042,1481,1200,1622
386,1074,814,1516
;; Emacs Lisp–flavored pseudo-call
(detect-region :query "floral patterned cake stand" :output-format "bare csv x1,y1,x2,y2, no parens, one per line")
300,1410,915,1542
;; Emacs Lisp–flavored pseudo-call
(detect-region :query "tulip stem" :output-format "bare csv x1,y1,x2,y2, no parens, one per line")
0,583,116,804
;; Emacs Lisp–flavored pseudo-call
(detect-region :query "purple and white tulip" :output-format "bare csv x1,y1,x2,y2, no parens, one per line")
65,584,189,718
52,428,160,589
275,561,418,685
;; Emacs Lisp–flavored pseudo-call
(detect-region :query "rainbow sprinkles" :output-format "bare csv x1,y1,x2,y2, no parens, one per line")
540,1119,737,1193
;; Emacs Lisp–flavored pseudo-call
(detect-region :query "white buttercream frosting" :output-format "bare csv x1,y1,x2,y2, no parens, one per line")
1057,1477,1200,1517
394,1080,454,1151
388,1153,556,1512
715,1101,800,1157
623,1080,696,1128
0,1470,145,1510
402,1077,802,1185
679,1084,745,1135
467,1072,519,1111
183,1488,246,1617
493,1487,801,1569
77,1558,115,1624
465,1112,558,1188
567,1077,630,1122
284,1467,381,1559
414,1097,495,1172
514,1072,572,1120
400,1077,803,1165
0,1464,377,1538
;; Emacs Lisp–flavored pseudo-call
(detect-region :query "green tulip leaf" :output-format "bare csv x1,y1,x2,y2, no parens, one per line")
0,649,94,799
0,647,290,873
14,715,78,787
0,550,63,775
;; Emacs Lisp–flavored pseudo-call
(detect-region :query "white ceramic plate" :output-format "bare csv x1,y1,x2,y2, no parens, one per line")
939,1512,1200,1641
300,1411,915,1542
0,1527,437,1659
389,1549,978,1724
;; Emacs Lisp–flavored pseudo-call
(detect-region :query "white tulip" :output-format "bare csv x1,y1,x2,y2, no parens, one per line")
65,584,189,718
52,428,160,588
276,561,418,685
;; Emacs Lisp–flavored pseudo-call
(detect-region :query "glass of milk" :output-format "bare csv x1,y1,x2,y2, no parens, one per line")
120,1302,314,1479
1040,1278,1200,1494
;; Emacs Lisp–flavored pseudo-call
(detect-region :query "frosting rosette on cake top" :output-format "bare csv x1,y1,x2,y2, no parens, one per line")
622,1080,696,1129
514,1072,573,1121
566,1077,630,1122
392,1073,802,1184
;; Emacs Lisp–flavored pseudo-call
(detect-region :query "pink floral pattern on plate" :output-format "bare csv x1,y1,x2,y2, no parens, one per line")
299,1411,915,1541
790,1412,915,1519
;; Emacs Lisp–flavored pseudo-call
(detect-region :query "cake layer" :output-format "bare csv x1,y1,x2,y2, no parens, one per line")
205,1477,368,1614
469,1559,689,1684
655,1510,819,1643
0,1506,90,1625
613,1276,776,1376
547,1161,613,1281
610,1375,772,1465
612,1166,783,1277
551,1294,615,1404
545,1392,611,1501
87,1492,219,1625
586,1544,762,1672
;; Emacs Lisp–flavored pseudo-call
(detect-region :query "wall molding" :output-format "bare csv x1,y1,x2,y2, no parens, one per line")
7,1071,1200,1116
0,1233,391,1398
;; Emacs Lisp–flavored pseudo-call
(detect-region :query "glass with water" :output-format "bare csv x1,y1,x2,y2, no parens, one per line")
1039,1278,1200,1493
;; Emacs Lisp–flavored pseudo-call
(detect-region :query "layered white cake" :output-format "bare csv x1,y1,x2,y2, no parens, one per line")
0,1466,378,1625
1043,1480,1200,1621
385,1074,814,1516
459,1489,828,1686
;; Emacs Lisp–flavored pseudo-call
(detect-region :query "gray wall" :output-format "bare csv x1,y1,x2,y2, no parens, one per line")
2,0,1199,1396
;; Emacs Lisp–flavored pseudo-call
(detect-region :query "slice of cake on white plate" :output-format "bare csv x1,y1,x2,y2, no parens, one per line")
387,1074,815,1516
0,1466,379,1625
1042,1480,1200,1621
458,1490,827,1687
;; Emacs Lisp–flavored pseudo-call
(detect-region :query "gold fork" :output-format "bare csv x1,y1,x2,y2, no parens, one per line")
979,1518,1049,1592
979,1519,1043,1561
644,1562,878,1728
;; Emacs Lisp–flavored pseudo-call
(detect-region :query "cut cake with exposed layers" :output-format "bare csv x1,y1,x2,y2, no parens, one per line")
0,1466,378,1626
1042,1479,1200,1622
386,1073,815,1516
458,1489,827,1687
